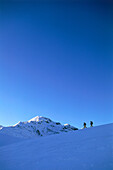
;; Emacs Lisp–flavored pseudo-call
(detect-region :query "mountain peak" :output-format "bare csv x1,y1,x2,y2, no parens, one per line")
28,116,52,123
0,116,78,138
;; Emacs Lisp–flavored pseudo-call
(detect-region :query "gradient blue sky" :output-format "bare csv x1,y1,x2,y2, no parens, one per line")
0,1,113,128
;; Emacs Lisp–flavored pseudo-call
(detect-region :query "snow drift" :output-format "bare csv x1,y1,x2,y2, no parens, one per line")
0,122,113,170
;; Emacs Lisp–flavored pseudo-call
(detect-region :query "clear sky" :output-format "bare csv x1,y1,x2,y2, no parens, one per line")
0,0,113,129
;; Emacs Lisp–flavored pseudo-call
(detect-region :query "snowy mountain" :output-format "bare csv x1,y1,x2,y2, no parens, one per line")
0,116,78,138
0,123,112,170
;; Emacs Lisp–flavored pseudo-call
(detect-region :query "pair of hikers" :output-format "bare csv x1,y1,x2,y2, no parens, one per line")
83,121,93,128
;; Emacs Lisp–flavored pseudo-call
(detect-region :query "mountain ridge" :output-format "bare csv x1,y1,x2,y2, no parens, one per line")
0,116,78,138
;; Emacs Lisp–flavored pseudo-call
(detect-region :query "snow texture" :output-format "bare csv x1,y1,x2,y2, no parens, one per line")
0,118,113,170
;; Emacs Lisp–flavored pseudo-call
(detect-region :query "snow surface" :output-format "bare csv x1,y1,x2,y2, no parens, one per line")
0,123,113,170
0,133,24,147
0,116,78,138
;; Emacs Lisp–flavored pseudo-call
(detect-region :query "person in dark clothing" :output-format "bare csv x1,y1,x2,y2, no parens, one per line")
83,122,87,128
90,121,93,127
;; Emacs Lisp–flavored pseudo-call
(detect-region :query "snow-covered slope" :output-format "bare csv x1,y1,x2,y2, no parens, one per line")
0,133,24,147
0,116,78,138
0,123,112,170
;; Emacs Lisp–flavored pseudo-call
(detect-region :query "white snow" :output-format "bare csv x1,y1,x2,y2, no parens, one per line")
0,122,113,170
0,133,24,147
28,116,48,122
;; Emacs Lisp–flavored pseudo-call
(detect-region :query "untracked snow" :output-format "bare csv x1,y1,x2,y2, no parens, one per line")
0,123,113,170
0,133,24,147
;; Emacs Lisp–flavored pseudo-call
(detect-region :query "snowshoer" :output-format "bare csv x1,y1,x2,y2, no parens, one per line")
90,121,93,127
83,122,87,128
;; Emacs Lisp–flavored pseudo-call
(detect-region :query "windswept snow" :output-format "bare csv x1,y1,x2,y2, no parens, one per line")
0,116,78,138
0,133,24,147
0,123,113,170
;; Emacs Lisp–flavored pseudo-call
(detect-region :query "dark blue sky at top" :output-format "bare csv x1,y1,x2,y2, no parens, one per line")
0,1,113,128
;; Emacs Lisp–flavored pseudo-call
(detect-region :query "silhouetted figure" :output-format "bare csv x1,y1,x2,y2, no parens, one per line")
90,121,93,127
83,122,87,128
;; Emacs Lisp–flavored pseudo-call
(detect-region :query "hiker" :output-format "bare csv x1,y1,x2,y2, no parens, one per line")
83,122,87,128
90,121,93,127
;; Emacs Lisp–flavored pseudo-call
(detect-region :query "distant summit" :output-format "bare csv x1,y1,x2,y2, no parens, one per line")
28,116,52,123
0,116,78,138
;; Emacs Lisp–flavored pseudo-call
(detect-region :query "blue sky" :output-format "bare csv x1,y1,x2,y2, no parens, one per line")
0,1,113,128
